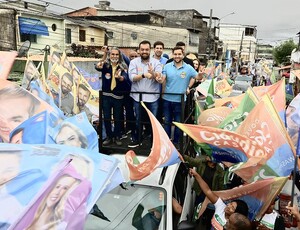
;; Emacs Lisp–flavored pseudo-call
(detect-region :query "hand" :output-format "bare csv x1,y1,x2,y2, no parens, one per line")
114,69,122,79
147,63,154,73
101,46,109,53
144,72,152,79
155,72,164,83
286,201,300,221
96,60,104,69
186,88,190,95
189,168,199,178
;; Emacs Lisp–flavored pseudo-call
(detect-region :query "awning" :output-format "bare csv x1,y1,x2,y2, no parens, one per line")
18,17,49,36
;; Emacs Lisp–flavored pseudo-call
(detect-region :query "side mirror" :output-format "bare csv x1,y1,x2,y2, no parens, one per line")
177,220,196,230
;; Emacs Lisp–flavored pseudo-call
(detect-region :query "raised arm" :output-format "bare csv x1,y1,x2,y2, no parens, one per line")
189,168,219,204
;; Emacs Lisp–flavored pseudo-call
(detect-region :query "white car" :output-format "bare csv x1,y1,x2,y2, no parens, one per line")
84,154,196,230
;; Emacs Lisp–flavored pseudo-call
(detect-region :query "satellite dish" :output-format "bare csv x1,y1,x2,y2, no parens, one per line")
18,40,31,57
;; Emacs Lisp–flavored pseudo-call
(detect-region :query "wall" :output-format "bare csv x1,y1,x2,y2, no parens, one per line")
0,9,17,51
17,14,65,53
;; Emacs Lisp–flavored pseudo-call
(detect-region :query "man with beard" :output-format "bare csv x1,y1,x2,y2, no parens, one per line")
166,41,194,67
77,84,93,123
95,47,129,146
128,40,163,148
60,72,74,117
160,46,200,147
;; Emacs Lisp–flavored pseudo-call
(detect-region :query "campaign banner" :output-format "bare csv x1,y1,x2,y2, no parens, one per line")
50,112,99,151
286,93,300,148
198,177,288,221
228,157,279,183
0,51,18,80
9,111,51,144
22,59,41,90
197,107,232,128
0,79,61,143
218,89,259,131
0,143,123,229
126,102,182,181
174,122,267,163
236,95,295,176
253,79,286,119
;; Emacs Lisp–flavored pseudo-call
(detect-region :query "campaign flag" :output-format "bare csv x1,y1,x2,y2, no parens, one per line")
194,106,232,156
227,157,279,183
22,59,41,89
205,78,215,109
252,79,286,119
218,89,259,131
270,68,277,84
50,112,99,151
198,177,288,221
215,93,244,108
12,161,91,230
0,79,61,143
236,95,295,176
174,122,267,163
29,80,65,122
77,66,101,90
0,143,123,229
0,51,18,80
214,78,232,97
197,107,232,128
286,93,300,148
125,102,182,181
9,111,51,144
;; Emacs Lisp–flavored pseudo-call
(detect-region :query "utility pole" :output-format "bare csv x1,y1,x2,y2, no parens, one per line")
206,9,213,60
236,30,244,76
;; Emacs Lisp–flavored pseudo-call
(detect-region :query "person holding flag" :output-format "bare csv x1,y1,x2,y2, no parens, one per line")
189,168,249,230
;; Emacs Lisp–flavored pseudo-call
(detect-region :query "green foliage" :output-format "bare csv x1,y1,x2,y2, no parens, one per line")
273,40,297,65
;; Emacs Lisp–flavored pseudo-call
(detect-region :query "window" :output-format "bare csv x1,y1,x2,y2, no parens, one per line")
107,31,114,39
245,27,255,37
51,24,57,32
20,34,36,43
91,37,95,43
65,28,71,44
79,30,86,42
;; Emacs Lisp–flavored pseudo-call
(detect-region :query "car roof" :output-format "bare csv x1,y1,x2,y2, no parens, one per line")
112,154,179,189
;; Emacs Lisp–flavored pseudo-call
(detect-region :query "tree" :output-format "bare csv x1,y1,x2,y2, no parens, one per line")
273,40,297,65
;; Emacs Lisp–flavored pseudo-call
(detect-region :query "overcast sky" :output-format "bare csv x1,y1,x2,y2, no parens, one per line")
45,0,300,46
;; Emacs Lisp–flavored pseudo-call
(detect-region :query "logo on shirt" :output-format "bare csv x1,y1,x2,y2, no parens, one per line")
180,71,186,79
105,73,111,79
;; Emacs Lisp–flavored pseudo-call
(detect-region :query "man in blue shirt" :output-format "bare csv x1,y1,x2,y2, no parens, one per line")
161,46,200,146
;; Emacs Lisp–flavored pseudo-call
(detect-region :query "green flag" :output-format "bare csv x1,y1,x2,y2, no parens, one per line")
218,88,258,131
205,79,215,109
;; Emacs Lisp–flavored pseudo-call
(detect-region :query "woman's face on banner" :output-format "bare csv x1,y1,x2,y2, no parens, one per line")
0,153,20,185
55,126,82,148
46,176,76,208
0,97,32,142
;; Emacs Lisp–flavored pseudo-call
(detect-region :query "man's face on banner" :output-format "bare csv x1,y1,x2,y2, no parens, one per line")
61,75,73,95
78,87,90,107
0,97,32,142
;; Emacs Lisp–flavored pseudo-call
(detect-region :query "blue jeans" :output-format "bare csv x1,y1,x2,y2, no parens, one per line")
102,95,123,139
163,99,183,144
132,99,159,141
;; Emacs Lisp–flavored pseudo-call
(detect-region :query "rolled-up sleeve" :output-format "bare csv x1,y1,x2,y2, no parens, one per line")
129,59,138,82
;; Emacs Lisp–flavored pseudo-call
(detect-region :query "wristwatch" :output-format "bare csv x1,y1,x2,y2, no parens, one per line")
142,74,145,78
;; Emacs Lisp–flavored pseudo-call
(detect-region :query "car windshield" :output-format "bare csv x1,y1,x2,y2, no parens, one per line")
85,184,167,230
